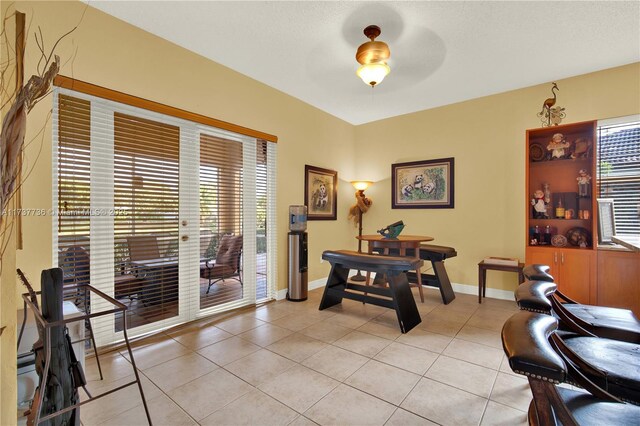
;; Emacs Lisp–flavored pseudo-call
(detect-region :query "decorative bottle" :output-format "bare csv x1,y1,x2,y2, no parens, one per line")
544,226,552,245
543,183,551,217
555,197,565,219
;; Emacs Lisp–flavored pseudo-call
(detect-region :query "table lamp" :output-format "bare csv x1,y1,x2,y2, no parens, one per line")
349,181,373,281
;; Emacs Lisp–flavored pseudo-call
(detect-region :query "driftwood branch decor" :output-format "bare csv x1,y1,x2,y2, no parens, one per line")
0,8,79,262
0,53,59,211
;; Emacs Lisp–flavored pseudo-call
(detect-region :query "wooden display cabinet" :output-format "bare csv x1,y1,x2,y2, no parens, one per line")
525,120,598,303
597,249,640,315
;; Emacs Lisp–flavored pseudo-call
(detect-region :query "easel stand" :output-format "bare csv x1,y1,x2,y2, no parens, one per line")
17,285,152,425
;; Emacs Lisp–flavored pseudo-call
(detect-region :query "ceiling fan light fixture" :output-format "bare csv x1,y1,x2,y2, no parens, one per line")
356,25,391,87
356,63,391,87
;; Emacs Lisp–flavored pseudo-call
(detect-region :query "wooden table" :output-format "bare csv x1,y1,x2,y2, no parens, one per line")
477,260,525,304
319,250,422,333
130,257,179,305
357,235,434,303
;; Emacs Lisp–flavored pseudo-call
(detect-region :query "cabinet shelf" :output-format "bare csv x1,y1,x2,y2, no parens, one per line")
529,158,592,167
530,218,591,222
526,120,598,304
528,244,594,251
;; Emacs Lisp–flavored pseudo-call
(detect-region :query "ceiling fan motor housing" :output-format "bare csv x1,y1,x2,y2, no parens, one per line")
356,25,390,65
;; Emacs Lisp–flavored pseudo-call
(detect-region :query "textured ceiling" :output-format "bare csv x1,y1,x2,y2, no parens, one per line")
87,1,640,125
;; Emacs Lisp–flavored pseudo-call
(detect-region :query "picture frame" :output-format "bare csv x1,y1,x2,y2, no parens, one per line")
392,157,455,209
304,165,338,220
597,198,616,244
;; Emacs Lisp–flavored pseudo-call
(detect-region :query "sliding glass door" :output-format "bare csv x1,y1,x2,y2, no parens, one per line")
54,89,277,347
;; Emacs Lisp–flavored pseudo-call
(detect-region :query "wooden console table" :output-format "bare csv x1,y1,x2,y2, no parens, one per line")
357,235,434,302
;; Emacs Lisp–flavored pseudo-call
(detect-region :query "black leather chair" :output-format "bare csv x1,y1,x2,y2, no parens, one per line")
519,264,640,344
502,311,640,425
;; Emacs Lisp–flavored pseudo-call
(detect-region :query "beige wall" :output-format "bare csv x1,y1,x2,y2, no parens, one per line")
355,62,640,292
9,0,357,296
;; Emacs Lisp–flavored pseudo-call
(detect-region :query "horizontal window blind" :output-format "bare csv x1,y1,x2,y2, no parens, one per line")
54,88,277,348
57,94,91,311
113,113,181,331
199,133,244,309
597,118,640,236
256,140,268,300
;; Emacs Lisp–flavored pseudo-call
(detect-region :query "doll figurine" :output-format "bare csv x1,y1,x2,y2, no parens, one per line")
531,189,548,218
547,133,571,159
577,169,592,197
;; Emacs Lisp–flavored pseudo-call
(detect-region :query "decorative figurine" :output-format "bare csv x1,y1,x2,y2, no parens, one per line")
377,220,405,239
547,133,571,159
549,106,566,126
577,169,592,197
531,189,548,218
537,82,565,127
566,227,592,247
571,137,591,159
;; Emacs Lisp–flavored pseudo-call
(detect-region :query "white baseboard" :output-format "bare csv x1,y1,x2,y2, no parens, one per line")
450,282,515,301
276,277,515,302
276,277,326,300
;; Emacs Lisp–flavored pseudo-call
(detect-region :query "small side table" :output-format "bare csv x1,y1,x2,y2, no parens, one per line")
478,261,525,303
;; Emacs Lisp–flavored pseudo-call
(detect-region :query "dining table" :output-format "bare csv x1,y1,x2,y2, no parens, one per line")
357,234,434,303
130,257,179,305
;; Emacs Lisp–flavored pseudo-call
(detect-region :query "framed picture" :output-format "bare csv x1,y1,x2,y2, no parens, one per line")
597,198,616,244
392,157,455,209
305,165,338,220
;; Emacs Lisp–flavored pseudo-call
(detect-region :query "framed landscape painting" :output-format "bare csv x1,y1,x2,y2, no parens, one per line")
392,157,455,209
304,165,338,220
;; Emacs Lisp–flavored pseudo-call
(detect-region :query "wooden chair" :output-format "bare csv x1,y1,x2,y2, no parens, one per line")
203,235,243,294
519,264,640,344
502,311,640,425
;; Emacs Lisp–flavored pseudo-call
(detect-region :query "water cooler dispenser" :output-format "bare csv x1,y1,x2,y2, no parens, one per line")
287,205,308,301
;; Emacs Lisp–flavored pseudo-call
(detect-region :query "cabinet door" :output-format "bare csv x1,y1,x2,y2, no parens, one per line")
557,249,594,304
597,250,640,315
526,247,558,279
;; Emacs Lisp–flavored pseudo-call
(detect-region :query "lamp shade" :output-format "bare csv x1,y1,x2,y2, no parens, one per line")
351,181,373,191
356,63,390,87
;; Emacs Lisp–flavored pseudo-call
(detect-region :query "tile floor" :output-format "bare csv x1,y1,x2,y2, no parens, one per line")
80,287,531,425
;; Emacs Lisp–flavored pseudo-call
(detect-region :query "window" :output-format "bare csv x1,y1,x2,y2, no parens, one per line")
597,116,640,236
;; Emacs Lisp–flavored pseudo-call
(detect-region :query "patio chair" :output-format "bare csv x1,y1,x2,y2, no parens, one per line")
202,234,243,294
126,235,161,262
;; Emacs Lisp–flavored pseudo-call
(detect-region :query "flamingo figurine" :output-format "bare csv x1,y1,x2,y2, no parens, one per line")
540,82,559,125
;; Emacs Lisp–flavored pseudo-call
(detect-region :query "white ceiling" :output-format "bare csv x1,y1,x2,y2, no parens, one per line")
87,1,640,125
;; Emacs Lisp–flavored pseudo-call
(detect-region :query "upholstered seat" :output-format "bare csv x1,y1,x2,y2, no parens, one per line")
557,387,640,425
519,264,640,344
562,335,640,404
502,311,640,425
564,304,640,342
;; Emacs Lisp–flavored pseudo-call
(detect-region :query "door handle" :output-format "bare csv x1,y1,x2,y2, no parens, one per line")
561,252,564,264
554,252,557,264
